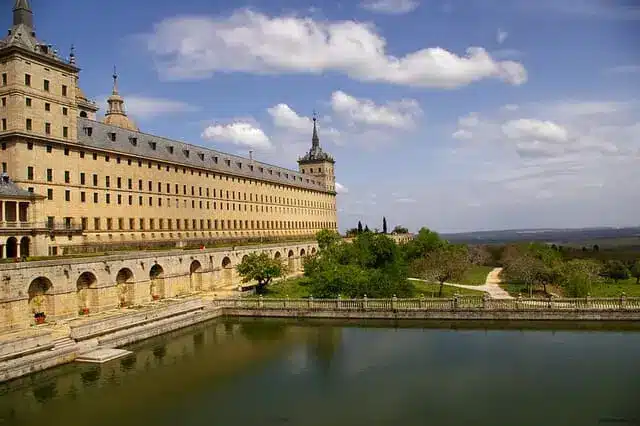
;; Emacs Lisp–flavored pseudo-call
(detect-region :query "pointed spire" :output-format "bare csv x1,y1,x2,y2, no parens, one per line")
69,44,76,65
112,65,119,95
13,0,33,29
312,110,320,149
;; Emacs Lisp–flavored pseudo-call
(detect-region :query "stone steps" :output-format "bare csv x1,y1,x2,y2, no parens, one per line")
50,337,76,352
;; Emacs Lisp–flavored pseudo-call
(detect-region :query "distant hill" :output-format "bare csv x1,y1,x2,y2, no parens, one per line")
441,227,640,245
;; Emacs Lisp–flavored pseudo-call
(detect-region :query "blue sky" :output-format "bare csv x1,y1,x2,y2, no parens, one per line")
14,0,640,233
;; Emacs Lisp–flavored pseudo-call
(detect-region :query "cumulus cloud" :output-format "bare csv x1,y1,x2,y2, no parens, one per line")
267,104,311,131
331,91,423,129
501,119,569,143
335,182,349,194
496,28,508,44
142,10,527,88
360,0,419,14
98,95,198,119
201,122,272,150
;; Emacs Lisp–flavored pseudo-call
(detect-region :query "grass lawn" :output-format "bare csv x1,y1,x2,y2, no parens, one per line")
257,277,484,299
586,278,640,297
253,277,312,298
411,281,484,297
458,265,494,286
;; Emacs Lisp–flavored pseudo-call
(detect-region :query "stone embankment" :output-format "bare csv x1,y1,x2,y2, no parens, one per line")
2,294,640,383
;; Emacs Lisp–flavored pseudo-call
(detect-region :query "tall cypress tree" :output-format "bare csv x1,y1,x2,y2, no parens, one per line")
382,217,387,234
357,221,363,234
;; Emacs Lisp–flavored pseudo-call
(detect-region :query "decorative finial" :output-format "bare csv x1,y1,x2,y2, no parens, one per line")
69,44,75,64
112,65,118,94
311,110,320,148
312,110,318,122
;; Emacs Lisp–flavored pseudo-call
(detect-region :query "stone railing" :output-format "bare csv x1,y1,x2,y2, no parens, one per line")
213,294,640,312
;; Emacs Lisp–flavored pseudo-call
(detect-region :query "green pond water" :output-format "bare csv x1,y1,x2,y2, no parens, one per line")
1,320,639,426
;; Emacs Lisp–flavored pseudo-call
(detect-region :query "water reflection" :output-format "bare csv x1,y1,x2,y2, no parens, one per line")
0,319,638,426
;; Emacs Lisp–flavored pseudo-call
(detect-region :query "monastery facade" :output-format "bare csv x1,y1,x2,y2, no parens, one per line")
0,1,338,258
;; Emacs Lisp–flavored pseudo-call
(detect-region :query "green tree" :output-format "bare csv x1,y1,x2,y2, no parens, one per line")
559,259,602,297
603,260,630,283
392,225,409,234
345,227,359,238
236,252,287,294
502,253,540,297
316,229,341,251
382,217,388,234
364,225,371,233
413,244,469,297
631,260,640,285
357,221,363,234
403,227,444,262
468,245,491,266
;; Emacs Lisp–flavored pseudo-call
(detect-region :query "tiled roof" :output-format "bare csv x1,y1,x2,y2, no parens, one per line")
0,173,39,199
76,118,329,192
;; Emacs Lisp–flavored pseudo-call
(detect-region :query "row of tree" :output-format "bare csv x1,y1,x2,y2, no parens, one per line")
345,219,410,237
497,243,640,297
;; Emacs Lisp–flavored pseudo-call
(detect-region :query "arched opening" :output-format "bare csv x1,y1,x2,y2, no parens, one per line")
190,260,203,292
300,249,306,257
221,257,232,288
76,272,98,315
149,264,165,301
299,249,307,272
287,250,295,272
28,277,53,323
5,237,18,259
79,111,88,118
19,237,30,258
311,247,317,255
116,268,134,307
274,251,281,260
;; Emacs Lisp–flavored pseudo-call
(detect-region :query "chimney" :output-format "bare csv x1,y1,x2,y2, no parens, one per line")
249,150,254,162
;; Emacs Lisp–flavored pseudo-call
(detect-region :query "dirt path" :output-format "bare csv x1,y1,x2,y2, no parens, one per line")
409,267,512,299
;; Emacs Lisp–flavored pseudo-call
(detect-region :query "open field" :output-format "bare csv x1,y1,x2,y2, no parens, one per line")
459,265,494,286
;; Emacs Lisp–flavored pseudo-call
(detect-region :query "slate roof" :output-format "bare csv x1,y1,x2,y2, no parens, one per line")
76,118,329,192
0,173,40,199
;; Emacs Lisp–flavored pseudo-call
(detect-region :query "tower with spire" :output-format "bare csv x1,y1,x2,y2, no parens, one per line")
102,67,138,131
297,113,336,193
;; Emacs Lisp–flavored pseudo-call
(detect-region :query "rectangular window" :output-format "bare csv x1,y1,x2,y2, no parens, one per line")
80,191,86,202
128,178,132,190
46,145,52,153
129,218,134,230
106,194,110,204
1,118,6,131
117,177,122,188
64,170,70,183
26,118,32,130
81,217,88,230
62,85,67,96
117,194,122,204
45,103,50,111
128,195,132,205
93,174,98,186
63,127,68,138
80,172,85,185
24,74,31,86
94,218,100,231
105,176,110,187
65,190,70,201
106,218,113,231
25,97,31,107
45,122,51,134
62,107,68,115
27,166,34,180
1,73,6,85
93,193,98,203
64,147,69,156
47,188,53,200
43,79,49,91
118,218,124,230
46,168,53,182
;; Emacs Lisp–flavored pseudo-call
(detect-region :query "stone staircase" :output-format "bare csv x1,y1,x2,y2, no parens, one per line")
50,337,76,353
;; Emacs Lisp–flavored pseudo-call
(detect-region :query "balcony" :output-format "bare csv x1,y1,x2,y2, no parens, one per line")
0,221,83,233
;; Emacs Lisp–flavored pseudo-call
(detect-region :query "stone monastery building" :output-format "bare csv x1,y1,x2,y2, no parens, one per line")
0,1,338,258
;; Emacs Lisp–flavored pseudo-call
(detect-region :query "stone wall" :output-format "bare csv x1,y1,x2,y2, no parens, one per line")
0,240,318,330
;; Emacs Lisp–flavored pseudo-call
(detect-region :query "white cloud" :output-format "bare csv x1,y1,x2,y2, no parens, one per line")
395,197,417,203
452,129,473,140
496,28,508,44
201,122,272,150
360,0,419,14
98,95,198,119
501,119,569,143
331,91,423,129
335,182,349,194
142,10,527,88
267,104,311,131
458,112,480,128
501,104,519,112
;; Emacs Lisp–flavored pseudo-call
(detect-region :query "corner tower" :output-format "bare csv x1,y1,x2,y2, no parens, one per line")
297,115,336,193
